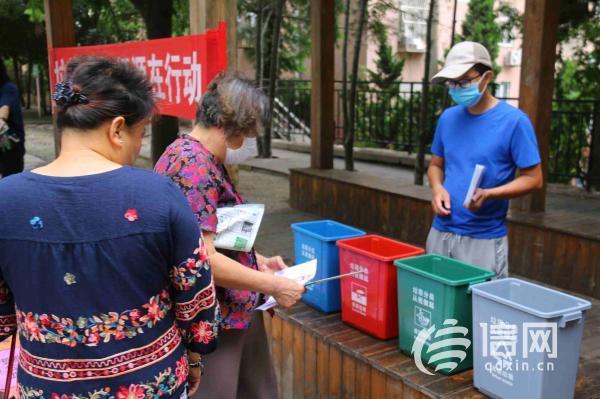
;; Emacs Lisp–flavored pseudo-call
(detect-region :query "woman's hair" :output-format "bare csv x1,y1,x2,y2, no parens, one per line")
195,73,268,138
0,58,10,87
54,56,155,131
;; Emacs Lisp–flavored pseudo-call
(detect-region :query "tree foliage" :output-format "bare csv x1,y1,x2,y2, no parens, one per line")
238,0,311,77
457,0,501,73
555,1,600,100
368,20,404,91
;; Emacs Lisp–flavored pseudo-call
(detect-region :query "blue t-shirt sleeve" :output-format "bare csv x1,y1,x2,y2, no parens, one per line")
431,127,444,158
431,114,445,157
0,83,19,109
511,114,541,169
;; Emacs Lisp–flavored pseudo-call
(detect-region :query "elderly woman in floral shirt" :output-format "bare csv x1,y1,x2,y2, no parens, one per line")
155,74,305,399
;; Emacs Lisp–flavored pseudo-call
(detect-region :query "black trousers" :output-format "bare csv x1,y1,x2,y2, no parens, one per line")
0,146,25,177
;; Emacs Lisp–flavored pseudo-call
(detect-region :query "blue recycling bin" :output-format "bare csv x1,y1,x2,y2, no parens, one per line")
291,220,365,313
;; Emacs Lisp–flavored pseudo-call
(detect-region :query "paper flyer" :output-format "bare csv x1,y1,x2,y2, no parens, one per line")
463,164,486,207
256,259,318,311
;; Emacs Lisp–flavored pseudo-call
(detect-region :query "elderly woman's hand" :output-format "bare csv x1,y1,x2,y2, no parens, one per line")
187,353,203,395
272,276,305,308
258,255,287,274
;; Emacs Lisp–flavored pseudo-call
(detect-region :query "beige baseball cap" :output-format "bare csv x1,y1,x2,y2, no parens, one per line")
431,41,492,83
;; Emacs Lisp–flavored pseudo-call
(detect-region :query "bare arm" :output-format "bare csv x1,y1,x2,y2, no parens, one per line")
488,164,543,198
468,164,543,211
427,155,451,216
203,232,304,308
0,105,9,120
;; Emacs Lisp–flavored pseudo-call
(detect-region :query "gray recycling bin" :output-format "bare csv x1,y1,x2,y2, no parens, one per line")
471,278,591,399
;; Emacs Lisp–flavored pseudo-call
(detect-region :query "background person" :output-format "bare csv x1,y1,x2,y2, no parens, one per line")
0,57,25,177
155,73,305,399
426,41,543,278
0,56,219,399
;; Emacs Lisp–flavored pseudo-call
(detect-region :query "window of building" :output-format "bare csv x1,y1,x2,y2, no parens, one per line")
496,82,511,98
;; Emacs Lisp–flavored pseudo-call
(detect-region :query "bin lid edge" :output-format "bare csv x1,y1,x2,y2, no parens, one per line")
394,257,496,286
471,278,592,318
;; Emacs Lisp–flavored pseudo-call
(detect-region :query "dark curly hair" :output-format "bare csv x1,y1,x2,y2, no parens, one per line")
195,73,268,138
55,56,155,131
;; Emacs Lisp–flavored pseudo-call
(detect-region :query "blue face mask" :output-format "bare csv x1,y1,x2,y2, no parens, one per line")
449,81,484,108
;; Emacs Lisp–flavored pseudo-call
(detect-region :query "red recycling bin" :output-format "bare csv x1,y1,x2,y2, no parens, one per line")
337,235,424,339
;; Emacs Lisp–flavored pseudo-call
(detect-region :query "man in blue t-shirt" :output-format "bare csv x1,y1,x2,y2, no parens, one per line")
426,42,543,278
0,57,25,177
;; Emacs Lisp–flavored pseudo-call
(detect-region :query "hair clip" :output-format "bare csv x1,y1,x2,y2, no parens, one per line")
53,80,89,107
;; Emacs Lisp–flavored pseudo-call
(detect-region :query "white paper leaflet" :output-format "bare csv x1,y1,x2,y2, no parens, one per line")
463,164,486,207
256,259,318,311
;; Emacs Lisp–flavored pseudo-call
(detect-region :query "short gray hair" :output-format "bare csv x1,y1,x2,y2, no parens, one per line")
195,73,269,138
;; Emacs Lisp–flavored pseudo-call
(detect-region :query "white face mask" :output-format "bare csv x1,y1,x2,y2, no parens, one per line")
225,137,258,164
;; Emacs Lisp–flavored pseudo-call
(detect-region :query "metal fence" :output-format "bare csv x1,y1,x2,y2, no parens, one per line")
266,79,600,188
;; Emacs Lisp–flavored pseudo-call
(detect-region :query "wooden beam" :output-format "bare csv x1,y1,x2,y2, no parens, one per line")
43,0,75,156
190,0,237,68
310,0,335,169
515,0,560,212
43,0,75,48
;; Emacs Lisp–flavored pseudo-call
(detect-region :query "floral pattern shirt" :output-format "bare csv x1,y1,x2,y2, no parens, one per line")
0,167,220,399
155,134,260,330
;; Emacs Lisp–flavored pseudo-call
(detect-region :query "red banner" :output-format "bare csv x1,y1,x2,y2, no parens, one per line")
48,22,227,119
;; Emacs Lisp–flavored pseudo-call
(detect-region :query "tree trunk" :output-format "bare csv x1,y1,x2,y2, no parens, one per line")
441,0,458,109
345,0,368,171
414,0,436,185
26,62,33,109
450,0,458,47
132,0,179,165
262,0,285,158
341,0,351,169
256,0,265,157
255,0,263,86
40,64,49,115
587,100,600,190
11,58,24,106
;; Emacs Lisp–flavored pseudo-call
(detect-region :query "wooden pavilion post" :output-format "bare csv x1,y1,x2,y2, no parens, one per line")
514,0,560,212
190,0,237,68
43,0,75,156
310,0,335,169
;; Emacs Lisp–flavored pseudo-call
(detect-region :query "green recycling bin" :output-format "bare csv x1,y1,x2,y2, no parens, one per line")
394,254,495,375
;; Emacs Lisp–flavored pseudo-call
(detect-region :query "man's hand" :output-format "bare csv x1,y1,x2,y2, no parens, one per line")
258,255,287,274
431,185,452,216
466,188,490,212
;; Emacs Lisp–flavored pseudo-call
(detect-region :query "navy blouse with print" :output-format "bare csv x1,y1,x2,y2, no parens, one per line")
0,167,220,399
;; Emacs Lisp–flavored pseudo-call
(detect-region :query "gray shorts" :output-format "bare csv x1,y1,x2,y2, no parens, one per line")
425,227,508,278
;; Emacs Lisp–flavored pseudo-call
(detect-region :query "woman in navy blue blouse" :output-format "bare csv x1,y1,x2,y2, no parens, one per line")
0,56,219,399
